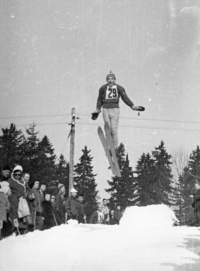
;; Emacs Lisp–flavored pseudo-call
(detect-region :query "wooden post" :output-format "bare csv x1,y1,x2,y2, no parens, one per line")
69,108,76,195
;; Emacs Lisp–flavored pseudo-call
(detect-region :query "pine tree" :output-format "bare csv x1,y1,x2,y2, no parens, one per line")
21,123,40,181
151,141,173,205
0,123,24,169
134,153,156,206
106,143,137,209
74,146,99,220
36,135,56,185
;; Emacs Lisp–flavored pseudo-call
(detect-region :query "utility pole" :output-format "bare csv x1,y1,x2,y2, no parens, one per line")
69,108,76,195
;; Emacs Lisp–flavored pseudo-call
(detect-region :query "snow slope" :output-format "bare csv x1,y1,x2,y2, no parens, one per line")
0,205,200,271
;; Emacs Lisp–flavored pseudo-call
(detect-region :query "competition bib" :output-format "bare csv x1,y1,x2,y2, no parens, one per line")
105,86,118,100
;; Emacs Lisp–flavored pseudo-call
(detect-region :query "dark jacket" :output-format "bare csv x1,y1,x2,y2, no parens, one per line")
32,188,43,215
96,84,134,110
65,197,78,219
42,200,56,225
114,210,123,224
194,188,200,211
77,202,85,223
0,190,10,222
55,192,65,224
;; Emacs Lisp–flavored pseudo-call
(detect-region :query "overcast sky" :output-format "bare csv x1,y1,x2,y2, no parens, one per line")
1,0,200,198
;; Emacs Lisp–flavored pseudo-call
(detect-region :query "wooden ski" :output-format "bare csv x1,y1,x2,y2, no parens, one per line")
98,126,117,176
104,122,121,177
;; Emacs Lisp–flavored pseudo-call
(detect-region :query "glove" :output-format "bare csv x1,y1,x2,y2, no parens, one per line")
91,110,101,120
132,105,145,111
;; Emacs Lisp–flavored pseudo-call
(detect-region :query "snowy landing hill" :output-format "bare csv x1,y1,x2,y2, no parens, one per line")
0,205,200,271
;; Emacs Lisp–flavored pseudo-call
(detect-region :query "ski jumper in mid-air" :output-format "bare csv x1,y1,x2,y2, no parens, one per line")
92,71,143,150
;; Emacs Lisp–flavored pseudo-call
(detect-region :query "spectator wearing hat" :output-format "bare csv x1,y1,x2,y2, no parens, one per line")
7,165,30,233
1,164,11,182
65,188,78,222
55,183,66,224
77,193,86,224
89,204,104,224
92,71,140,149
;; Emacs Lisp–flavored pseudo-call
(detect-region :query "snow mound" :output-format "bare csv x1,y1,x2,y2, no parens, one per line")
120,204,179,228
67,219,79,226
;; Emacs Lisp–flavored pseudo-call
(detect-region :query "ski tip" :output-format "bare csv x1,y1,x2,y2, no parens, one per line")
97,126,103,133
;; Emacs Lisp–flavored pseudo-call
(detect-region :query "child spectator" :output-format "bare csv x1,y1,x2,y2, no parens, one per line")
42,193,57,230
77,193,86,224
32,180,43,230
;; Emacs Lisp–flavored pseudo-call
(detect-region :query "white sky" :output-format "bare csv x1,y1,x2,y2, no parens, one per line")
1,0,200,198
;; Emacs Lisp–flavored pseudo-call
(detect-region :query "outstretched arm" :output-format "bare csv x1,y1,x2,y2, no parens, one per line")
119,86,134,108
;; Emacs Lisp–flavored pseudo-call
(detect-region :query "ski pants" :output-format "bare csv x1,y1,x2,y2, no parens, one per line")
102,108,120,149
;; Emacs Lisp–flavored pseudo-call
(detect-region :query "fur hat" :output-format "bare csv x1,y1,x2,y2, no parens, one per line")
13,165,23,173
106,71,116,80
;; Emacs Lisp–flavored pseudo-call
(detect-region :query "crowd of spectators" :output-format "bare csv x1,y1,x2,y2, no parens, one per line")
0,164,123,239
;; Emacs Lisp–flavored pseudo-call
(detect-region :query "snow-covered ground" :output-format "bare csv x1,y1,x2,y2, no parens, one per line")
0,205,200,271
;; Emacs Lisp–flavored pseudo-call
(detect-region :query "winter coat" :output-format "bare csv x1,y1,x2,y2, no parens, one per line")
102,205,109,224
32,188,43,215
55,193,65,223
194,188,200,211
109,215,117,225
77,202,85,223
7,175,26,220
65,197,78,218
26,183,37,220
114,210,122,224
42,200,56,226
89,211,104,224
0,190,10,222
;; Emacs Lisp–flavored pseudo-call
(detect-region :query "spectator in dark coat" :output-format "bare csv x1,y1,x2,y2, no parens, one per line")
55,184,66,224
114,205,123,225
77,194,86,224
109,210,117,225
42,193,57,230
65,188,79,222
192,180,200,226
32,180,43,230
7,165,29,234
89,204,104,224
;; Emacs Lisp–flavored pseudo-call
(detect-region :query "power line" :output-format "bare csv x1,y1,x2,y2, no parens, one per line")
0,113,200,125
1,120,200,134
